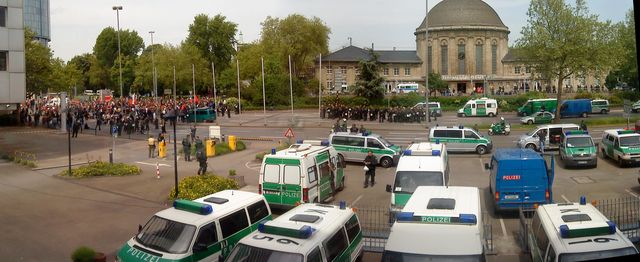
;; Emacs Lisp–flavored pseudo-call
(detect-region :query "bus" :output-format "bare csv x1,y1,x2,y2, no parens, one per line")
397,83,419,93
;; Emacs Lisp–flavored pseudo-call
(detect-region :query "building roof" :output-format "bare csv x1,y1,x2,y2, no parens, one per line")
321,45,421,64
417,0,508,30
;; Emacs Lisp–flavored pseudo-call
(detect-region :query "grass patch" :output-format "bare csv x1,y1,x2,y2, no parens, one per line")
183,140,247,157
255,142,291,160
60,161,141,178
1,153,38,168
168,174,239,201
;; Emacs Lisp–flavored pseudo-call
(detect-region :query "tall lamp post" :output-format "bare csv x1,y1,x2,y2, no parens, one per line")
149,31,157,101
424,0,431,124
112,6,124,97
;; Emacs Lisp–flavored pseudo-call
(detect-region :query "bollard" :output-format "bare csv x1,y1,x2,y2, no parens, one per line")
158,141,167,158
228,135,237,151
206,139,216,157
109,149,113,163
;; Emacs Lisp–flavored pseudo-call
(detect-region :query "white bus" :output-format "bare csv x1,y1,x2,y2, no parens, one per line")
397,83,419,94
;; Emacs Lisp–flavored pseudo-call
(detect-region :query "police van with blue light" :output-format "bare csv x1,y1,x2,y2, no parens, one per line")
226,201,364,262
329,132,402,168
429,125,492,155
386,142,449,222
559,130,597,168
525,196,639,262
383,186,487,261
116,190,272,262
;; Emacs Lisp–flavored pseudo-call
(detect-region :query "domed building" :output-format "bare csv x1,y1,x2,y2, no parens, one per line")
319,0,604,96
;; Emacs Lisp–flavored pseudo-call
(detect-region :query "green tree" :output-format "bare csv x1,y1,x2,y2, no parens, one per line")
93,27,145,68
428,73,448,96
25,30,53,93
186,14,238,75
516,0,621,122
353,51,385,101
606,9,637,90
68,53,94,91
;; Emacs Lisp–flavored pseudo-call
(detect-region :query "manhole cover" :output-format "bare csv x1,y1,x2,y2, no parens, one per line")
571,176,595,184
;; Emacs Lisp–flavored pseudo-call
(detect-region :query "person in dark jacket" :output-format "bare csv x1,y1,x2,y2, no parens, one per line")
197,150,207,175
182,135,192,162
363,151,377,188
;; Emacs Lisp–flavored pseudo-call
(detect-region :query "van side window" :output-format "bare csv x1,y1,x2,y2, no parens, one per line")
464,130,479,139
614,138,620,148
324,228,348,261
263,164,280,183
284,165,301,185
447,130,462,138
545,245,556,262
608,135,615,143
345,214,361,243
332,136,348,146
477,103,486,109
307,166,318,183
368,138,384,149
534,222,549,260
318,162,331,181
220,209,250,238
246,200,269,224
194,222,218,247
348,137,365,147
307,247,323,262
433,130,447,138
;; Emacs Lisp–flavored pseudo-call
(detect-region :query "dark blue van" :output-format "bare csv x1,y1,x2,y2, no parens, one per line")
485,148,554,212
560,99,592,118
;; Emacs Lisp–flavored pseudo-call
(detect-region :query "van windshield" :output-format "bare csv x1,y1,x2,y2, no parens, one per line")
382,251,485,262
135,216,196,254
527,129,540,136
226,243,303,262
620,136,640,147
379,137,393,147
558,247,638,262
566,137,593,148
394,171,444,193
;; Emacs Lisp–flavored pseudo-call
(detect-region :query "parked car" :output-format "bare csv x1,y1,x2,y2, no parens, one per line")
521,111,554,125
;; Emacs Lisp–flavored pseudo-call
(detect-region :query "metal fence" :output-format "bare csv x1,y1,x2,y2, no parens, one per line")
595,197,640,243
518,208,536,253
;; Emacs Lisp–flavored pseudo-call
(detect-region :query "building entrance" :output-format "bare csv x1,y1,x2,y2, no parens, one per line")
456,83,467,95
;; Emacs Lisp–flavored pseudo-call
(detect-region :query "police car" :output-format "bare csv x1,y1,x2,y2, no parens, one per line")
116,190,271,262
429,125,492,154
329,132,401,167
386,142,449,221
526,197,638,261
559,130,597,168
383,186,486,261
600,129,640,166
226,202,364,262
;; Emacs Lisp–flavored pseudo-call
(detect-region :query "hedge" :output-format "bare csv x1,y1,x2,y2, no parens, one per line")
60,161,141,178
71,246,96,262
168,174,239,201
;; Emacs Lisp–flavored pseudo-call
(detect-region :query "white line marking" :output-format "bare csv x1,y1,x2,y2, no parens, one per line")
244,161,261,171
625,189,640,199
388,132,427,135
351,195,364,206
135,161,171,167
479,158,487,172
499,218,508,237
561,195,570,203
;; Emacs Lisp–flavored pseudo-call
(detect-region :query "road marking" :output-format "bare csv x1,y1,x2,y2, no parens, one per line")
388,132,427,135
135,161,171,167
499,218,508,237
625,189,640,199
351,195,364,206
561,194,571,203
478,158,487,172
245,161,261,171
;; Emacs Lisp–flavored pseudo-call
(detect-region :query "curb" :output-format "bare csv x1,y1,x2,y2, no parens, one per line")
31,161,93,171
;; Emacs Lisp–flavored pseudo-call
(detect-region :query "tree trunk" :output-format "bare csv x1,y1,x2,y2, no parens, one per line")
554,76,564,124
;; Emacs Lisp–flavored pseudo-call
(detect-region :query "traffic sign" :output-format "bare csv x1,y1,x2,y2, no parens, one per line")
284,128,295,138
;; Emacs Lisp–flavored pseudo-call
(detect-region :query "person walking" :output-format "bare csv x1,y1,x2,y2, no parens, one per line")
72,118,81,138
190,125,197,142
196,149,207,175
182,135,192,162
195,136,204,154
363,151,377,188
537,129,547,153
580,120,588,131
147,135,156,158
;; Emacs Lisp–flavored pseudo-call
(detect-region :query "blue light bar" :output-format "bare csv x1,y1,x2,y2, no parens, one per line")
271,148,276,155
432,150,441,156
458,125,464,129
339,201,346,210
580,196,586,205
258,222,316,239
403,149,412,156
396,212,415,221
459,214,477,224
607,221,617,234
321,140,330,146
435,139,440,144
560,225,570,238
173,200,213,215
296,139,303,144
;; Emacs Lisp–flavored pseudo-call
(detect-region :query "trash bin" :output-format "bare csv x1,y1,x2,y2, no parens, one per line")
206,139,216,157
229,135,237,151
158,141,167,158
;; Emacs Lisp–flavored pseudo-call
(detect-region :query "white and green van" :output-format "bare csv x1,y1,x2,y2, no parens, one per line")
526,198,638,262
429,126,493,154
260,140,345,209
600,129,640,166
116,190,272,262
329,132,401,168
386,142,449,222
591,99,609,114
559,130,597,168
226,202,364,262
457,97,498,117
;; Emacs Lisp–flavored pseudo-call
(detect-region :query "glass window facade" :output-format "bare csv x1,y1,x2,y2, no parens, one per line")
24,0,51,43
0,6,7,27
458,44,465,74
404,67,410,76
491,44,497,74
0,51,7,71
441,45,448,75
393,67,399,76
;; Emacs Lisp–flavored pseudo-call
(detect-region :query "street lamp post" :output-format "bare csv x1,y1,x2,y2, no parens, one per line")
149,31,157,101
425,0,431,124
112,6,124,97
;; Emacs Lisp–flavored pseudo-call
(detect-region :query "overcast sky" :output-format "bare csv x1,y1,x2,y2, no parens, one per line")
49,0,634,61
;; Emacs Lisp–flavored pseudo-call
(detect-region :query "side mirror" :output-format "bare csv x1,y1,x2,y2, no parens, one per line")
386,184,392,193
484,163,491,170
138,224,142,234
193,243,207,253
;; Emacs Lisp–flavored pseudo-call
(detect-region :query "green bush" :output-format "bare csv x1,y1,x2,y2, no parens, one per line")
229,169,237,176
256,142,291,160
71,246,96,262
60,161,141,178
168,174,238,201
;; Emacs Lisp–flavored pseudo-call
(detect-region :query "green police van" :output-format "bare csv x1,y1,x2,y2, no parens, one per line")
457,97,498,117
259,140,345,209
429,126,493,155
591,99,609,114
518,98,558,116
600,129,640,167
329,132,402,168
559,130,597,168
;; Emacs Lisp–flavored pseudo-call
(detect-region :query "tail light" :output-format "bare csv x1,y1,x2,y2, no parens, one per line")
545,190,550,200
303,188,309,203
258,184,262,194
495,192,500,201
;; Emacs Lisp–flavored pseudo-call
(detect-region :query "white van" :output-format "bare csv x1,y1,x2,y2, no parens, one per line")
429,126,493,154
386,142,449,220
458,97,498,117
260,140,345,209
526,198,638,261
226,202,364,262
383,186,486,261
116,190,272,262
517,124,580,151
329,132,401,168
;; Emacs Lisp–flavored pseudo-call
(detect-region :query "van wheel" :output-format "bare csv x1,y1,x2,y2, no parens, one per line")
527,120,534,125
380,157,393,168
476,145,488,155
488,130,494,136
337,177,345,191
525,143,537,151
337,154,345,167
581,112,588,118
618,157,625,167
601,109,608,114
488,112,495,117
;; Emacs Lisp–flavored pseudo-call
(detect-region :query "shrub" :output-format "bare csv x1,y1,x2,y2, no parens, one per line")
60,161,141,178
71,246,96,262
168,174,238,201
228,169,237,177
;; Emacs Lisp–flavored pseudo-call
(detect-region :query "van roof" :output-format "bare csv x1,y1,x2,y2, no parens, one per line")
603,129,640,138
536,123,580,129
431,125,472,131
538,203,636,253
385,186,483,255
397,143,447,172
271,144,330,158
493,148,543,161
155,190,265,227
238,203,356,254
331,132,380,139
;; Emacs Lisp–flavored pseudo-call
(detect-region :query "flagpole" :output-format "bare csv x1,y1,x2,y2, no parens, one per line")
262,57,266,126
212,62,217,107
192,64,196,124
289,55,294,118
318,53,322,116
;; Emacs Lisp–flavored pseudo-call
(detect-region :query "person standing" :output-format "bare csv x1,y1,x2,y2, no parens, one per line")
363,151,377,188
538,129,547,153
196,149,207,175
194,136,204,154
190,125,197,142
580,120,588,131
147,135,156,158
182,135,192,162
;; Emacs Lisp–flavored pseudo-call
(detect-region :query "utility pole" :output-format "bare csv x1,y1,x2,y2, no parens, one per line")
261,57,266,126
425,0,431,124
289,55,294,117
112,6,124,97
149,31,157,102
318,53,322,116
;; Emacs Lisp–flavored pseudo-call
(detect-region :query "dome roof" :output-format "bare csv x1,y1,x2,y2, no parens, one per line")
417,0,507,30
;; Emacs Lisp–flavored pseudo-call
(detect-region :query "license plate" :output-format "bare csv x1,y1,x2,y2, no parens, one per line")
578,161,587,164
504,195,519,200
263,190,280,195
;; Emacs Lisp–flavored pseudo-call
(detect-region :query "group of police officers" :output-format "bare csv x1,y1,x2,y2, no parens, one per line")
321,105,431,123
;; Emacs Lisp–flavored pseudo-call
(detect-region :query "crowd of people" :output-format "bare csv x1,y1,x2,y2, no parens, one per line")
321,104,429,123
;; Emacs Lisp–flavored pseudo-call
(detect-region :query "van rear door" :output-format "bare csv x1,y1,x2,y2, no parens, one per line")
521,159,548,206
496,164,524,206
262,161,283,205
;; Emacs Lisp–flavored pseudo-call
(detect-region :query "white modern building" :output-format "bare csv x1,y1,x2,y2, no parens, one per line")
0,0,26,111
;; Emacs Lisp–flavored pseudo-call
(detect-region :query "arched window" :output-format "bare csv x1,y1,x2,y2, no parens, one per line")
458,39,466,75
441,40,448,75
475,39,484,74
491,40,498,75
